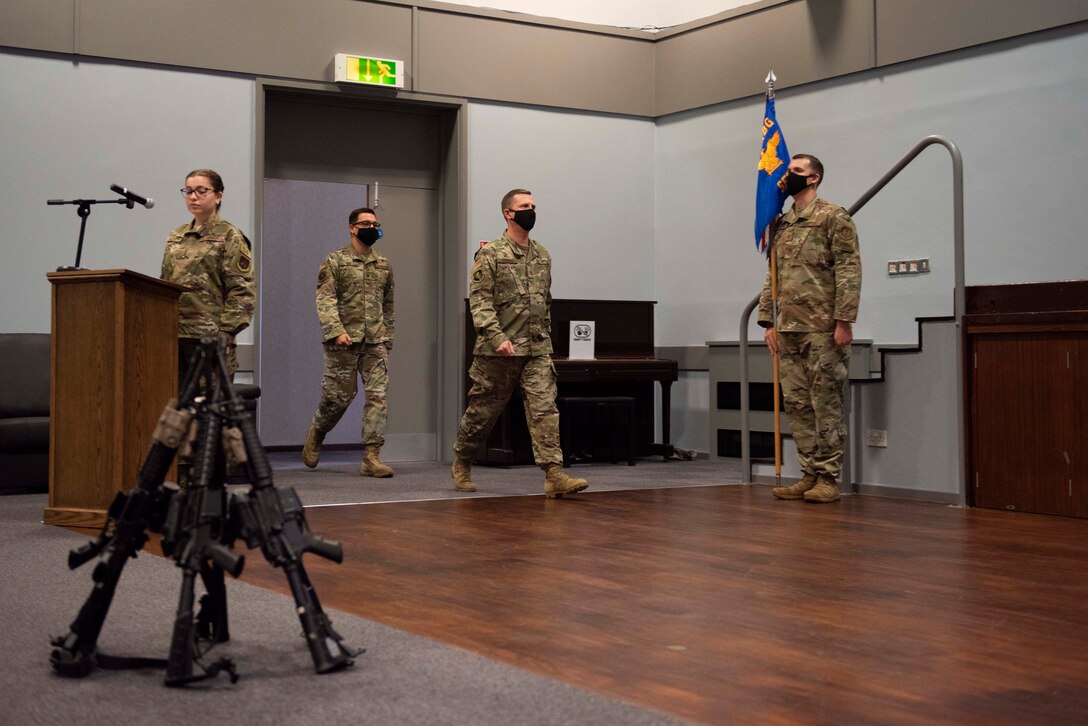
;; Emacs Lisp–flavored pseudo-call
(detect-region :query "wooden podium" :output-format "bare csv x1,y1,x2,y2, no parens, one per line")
44,269,183,528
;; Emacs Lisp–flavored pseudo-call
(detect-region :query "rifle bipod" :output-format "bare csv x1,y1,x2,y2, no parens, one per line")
49,338,361,686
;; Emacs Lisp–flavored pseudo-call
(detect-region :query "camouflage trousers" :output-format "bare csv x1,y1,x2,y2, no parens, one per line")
310,342,389,446
778,331,849,478
453,355,562,466
178,336,238,384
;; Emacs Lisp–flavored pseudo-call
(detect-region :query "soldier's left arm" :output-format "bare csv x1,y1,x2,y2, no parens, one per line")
543,252,553,332
830,211,861,322
221,229,255,335
384,264,395,348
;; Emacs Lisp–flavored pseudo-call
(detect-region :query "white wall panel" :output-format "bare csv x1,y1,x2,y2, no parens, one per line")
0,52,254,334
466,101,657,301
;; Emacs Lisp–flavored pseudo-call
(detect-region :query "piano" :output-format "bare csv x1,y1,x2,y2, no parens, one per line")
464,299,678,466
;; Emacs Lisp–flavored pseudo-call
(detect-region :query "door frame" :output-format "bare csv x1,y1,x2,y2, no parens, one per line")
254,78,468,460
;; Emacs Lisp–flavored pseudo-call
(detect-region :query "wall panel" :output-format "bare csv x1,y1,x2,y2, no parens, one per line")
655,0,874,115
876,0,1088,67
5,0,1088,117
0,0,74,54
417,10,655,115
77,0,412,84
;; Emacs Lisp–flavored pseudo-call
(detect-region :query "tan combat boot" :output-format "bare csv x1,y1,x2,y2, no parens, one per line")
772,472,817,500
804,473,841,503
360,445,394,478
543,464,589,499
451,457,476,492
302,426,324,469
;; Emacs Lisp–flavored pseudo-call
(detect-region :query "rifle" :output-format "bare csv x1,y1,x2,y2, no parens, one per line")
49,367,198,677
225,360,360,673
50,339,360,685
160,347,244,685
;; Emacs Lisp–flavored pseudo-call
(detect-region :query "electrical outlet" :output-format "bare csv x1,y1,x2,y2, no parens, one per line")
887,259,931,276
864,429,887,447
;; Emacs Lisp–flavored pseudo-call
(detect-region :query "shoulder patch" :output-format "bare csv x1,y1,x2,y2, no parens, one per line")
237,244,253,273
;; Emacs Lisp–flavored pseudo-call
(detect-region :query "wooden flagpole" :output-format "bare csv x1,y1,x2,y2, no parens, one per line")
770,250,782,487
765,69,783,488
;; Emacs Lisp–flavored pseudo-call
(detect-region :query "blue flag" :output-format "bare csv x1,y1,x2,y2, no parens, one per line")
754,95,790,254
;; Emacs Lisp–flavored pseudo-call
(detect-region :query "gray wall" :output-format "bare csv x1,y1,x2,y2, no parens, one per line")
4,0,1087,117
465,102,656,300
855,321,961,498
655,25,1088,349
0,52,254,338
656,25,1088,466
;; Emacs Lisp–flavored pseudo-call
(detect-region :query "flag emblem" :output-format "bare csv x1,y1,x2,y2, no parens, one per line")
754,96,790,254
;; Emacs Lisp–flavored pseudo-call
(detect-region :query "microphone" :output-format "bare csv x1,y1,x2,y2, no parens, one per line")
110,184,155,209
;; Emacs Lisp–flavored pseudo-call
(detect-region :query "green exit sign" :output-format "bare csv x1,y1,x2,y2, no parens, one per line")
334,53,404,88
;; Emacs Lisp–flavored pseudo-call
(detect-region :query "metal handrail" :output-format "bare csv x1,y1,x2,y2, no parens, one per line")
738,135,964,491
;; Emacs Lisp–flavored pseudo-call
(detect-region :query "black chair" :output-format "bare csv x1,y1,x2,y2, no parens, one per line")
558,395,636,467
233,382,261,416
0,333,51,493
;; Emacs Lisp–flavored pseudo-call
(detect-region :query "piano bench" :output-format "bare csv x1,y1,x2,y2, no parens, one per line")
558,395,636,467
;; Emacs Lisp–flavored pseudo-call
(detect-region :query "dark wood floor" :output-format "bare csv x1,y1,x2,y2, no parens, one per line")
170,486,1088,724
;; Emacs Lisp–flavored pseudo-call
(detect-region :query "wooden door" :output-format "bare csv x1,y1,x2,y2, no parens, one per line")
971,332,1082,516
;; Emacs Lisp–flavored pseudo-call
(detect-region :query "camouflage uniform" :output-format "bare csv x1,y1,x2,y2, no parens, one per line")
161,212,255,380
453,230,561,465
309,245,395,445
758,198,861,478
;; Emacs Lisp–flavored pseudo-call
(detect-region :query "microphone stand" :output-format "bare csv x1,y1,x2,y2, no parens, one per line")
47,197,136,271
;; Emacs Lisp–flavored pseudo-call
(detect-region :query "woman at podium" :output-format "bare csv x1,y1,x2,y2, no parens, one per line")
160,168,255,382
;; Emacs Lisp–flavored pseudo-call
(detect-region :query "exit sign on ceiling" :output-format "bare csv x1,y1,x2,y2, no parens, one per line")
334,53,404,88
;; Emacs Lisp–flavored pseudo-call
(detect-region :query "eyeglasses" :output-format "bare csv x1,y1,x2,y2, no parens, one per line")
180,187,215,198
352,221,381,229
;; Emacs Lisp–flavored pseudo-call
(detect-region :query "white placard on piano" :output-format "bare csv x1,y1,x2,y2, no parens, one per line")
569,320,595,360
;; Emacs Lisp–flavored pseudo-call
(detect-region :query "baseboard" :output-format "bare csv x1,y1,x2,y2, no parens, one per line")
750,475,960,504
266,434,436,462
854,483,961,505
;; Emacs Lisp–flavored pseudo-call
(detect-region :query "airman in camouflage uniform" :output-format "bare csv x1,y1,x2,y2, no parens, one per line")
302,207,395,478
161,170,254,380
759,154,861,503
451,189,588,498
162,169,255,488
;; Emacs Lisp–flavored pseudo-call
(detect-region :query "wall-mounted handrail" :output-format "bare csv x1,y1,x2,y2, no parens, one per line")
738,135,964,494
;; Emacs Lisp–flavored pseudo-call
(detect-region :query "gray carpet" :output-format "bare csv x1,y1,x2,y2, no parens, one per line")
0,457,726,725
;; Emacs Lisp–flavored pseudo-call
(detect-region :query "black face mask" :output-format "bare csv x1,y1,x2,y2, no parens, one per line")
356,227,382,246
784,171,812,197
510,208,536,232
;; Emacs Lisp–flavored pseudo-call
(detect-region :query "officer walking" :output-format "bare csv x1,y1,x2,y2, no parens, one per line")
451,189,588,498
303,207,395,478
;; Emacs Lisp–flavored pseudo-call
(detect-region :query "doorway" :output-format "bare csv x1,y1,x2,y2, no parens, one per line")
257,86,464,461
